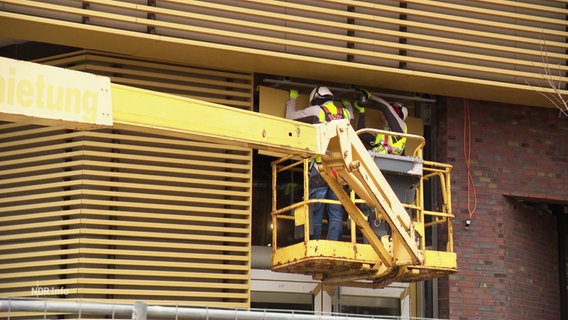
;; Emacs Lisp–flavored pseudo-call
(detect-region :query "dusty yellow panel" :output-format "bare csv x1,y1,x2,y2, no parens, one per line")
423,250,458,270
258,86,310,118
405,117,424,156
272,240,378,266
259,86,288,118
360,108,385,129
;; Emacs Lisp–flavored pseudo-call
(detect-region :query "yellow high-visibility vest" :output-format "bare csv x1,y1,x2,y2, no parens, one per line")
317,101,351,123
374,127,407,155
315,102,351,163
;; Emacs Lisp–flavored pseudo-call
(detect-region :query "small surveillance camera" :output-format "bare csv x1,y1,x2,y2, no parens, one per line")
465,219,472,229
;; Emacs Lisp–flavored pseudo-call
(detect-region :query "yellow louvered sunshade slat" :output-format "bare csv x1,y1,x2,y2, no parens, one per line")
0,122,253,307
0,0,565,106
35,50,254,110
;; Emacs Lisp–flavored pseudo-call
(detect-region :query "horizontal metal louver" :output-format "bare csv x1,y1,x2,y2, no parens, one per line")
0,121,252,308
0,0,565,92
34,50,254,111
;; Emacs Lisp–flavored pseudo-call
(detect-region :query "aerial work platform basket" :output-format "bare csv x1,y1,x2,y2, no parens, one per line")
270,129,456,288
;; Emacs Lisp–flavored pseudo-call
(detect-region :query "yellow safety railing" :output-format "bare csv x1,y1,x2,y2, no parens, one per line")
354,128,454,254
270,127,455,286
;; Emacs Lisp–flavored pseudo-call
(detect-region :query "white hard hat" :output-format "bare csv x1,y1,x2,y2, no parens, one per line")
309,86,334,105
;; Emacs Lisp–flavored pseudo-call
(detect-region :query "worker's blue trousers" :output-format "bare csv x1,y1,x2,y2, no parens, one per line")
309,180,344,241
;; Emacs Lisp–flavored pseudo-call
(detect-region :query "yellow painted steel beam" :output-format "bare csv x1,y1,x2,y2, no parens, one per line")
110,84,326,157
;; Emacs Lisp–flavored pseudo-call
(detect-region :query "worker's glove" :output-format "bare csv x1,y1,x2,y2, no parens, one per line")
356,89,372,108
353,101,365,113
289,89,299,100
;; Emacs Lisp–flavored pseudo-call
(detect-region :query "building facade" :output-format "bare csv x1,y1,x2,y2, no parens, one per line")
0,1,567,319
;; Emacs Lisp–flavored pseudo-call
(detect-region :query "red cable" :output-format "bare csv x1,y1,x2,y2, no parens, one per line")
463,99,477,220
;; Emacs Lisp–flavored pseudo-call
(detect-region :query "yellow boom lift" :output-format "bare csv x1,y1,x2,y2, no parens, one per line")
1,57,456,288
270,124,456,288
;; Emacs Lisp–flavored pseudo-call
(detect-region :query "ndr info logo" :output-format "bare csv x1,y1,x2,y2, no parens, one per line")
31,282,69,296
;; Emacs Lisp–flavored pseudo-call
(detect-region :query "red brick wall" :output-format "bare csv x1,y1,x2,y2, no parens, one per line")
436,97,567,319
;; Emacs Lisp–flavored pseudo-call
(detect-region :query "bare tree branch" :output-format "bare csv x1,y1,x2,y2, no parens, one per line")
527,39,568,118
